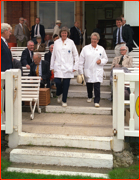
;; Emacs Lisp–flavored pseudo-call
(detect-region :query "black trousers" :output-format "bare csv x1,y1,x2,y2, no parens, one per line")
86,82,100,103
54,78,71,103
40,79,50,88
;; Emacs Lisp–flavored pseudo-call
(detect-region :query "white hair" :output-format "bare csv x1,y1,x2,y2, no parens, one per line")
90,32,100,40
49,44,54,48
33,53,41,59
121,46,127,50
27,40,34,46
1,23,12,34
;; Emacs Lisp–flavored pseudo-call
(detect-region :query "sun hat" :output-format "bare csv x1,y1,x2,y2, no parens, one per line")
77,74,85,85
56,20,62,24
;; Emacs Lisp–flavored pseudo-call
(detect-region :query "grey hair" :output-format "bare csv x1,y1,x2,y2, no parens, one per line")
19,17,24,21
1,23,12,34
27,40,34,46
49,44,54,48
90,32,100,40
59,26,70,37
33,53,41,59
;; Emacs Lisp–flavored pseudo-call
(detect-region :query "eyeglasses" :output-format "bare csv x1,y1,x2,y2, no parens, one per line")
91,38,98,41
120,49,126,51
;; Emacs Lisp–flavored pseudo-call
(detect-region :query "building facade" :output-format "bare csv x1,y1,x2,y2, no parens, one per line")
1,1,139,49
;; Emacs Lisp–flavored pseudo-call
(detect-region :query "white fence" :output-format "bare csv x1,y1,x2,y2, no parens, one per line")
113,69,139,140
1,69,22,148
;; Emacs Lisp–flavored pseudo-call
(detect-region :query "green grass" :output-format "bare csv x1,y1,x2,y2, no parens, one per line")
1,156,139,179
109,165,139,179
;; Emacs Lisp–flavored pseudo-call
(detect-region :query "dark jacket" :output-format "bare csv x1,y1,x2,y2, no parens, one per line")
13,58,23,75
31,24,45,43
113,25,133,52
20,48,33,66
70,26,83,45
44,51,52,65
29,60,50,81
1,38,13,72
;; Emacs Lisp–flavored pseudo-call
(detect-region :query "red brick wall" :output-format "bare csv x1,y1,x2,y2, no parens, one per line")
5,1,30,43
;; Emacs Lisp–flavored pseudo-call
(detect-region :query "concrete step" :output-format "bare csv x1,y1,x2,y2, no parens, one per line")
70,78,110,86
19,132,113,150
46,98,112,115
22,113,113,137
7,167,109,178
10,146,113,168
106,50,115,54
68,85,111,98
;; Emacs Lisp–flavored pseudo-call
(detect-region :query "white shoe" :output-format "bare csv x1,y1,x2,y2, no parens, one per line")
62,102,67,107
95,103,100,107
57,94,62,103
87,98,92,103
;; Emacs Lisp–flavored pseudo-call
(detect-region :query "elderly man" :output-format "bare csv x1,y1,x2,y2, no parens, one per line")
110,46,133,101
70,21,83,54
14,17,28,47
34,36,45,52
1,23,12,72
111,46,133,69
53,20,62,36
31,17,45,44
113,17,133,57
29,53,50,88
20,40,34,69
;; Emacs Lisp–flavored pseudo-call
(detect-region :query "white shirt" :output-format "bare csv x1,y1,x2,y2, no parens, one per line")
116,26,125,44
50,38,79,78
78,44,108,83
34,24,41,37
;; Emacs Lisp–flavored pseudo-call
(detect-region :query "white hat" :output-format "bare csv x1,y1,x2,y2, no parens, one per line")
77,74,85,85
56,20,62,24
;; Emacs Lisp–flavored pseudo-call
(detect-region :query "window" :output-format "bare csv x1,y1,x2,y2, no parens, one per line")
39,1,74,29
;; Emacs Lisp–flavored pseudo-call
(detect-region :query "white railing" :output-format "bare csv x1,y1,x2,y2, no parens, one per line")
113,69,139,140
1,69,22,148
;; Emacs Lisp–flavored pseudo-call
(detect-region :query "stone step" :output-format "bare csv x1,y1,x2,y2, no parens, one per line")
7,167,109,178
10,147,113,168
46,98,112,115
68,85,111,98
22,113,113,137
70,78,110,86
106,50,115,54
19,132,113,150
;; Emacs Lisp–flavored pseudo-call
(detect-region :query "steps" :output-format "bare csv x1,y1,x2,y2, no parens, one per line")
19,132,113,150
10,146,113,169
7,167,109,178
9,50,114,176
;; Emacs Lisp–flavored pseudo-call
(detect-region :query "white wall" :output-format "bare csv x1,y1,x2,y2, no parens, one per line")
124,1,139,26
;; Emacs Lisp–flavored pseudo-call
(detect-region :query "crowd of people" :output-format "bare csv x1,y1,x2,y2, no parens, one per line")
1,15,135,108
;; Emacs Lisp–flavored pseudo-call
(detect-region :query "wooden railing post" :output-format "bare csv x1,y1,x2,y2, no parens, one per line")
8,69,22,148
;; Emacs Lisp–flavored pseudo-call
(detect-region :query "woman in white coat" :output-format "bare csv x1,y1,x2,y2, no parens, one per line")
50,26,79,107
78,32,108,107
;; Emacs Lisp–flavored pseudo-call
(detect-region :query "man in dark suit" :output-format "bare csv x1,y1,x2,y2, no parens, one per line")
29,53,50,88
31,17,45,44
44,44,54,65
113,17,133,57
1,23,13,72
20,40,34,69
12,58,23,75
70,21,83,54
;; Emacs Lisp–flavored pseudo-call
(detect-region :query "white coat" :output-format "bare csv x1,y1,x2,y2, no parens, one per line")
50,38,79,78
78,44,108,83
